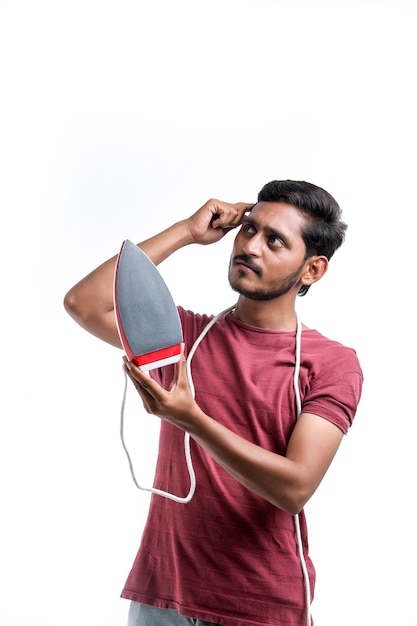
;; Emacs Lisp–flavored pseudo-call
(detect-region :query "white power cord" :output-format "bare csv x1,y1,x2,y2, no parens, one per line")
120,373,196,503
292,313,312,626
119,304,234,503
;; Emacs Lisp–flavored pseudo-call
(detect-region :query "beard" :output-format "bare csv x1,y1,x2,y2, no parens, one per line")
228,255,306,301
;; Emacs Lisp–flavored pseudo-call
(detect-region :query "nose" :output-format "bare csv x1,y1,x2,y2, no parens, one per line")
242,233,262,256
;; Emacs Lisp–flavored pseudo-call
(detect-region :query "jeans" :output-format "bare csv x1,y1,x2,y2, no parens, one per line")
127,602,220,626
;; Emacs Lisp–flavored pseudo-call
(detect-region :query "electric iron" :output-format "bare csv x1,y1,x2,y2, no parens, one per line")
114,239,183,371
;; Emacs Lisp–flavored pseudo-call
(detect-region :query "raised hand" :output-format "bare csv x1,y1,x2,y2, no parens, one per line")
185,199,254,246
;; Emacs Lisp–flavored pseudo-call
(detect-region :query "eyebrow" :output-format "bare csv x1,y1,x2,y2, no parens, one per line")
242,216,288,244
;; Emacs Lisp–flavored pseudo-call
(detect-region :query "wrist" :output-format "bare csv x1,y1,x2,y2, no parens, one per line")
139,219,194,265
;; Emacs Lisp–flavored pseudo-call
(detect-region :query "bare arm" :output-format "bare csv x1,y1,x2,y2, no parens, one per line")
63,199,253,347
123,351,344,515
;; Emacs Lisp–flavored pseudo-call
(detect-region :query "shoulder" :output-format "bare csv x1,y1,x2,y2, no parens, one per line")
302,329,363,378
177,306,215,338
299,330,363,433
178,306,213,326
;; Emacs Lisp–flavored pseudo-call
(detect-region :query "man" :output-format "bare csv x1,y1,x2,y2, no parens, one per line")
64,180,363,626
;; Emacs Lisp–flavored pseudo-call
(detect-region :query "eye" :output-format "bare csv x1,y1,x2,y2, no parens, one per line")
242,223,256,234
268,235,284,247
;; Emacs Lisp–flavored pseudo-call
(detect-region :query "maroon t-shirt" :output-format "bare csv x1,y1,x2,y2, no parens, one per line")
121,308,363,625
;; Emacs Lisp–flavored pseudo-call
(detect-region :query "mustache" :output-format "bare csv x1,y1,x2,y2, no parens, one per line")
233,254,262,276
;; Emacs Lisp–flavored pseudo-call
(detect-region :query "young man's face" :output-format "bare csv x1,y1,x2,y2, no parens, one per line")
228,201,309,301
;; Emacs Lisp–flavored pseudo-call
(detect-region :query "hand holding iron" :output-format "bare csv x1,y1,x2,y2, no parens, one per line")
123,349,199,431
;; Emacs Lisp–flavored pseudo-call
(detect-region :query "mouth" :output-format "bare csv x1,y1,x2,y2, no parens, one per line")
233,257,261,276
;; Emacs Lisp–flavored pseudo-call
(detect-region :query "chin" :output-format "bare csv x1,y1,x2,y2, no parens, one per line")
229,280,271,302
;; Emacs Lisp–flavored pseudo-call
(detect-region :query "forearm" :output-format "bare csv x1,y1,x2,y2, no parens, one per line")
124,355,342,515
124,357,308,514
139,218,193,264
178,408,307,515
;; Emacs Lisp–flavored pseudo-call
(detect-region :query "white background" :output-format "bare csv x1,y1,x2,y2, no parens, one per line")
1,1,416,625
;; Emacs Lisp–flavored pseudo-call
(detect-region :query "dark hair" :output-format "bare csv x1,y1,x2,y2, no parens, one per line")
257,180,347,295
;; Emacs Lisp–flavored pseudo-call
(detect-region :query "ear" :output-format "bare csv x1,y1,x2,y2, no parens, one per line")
300,256,329,288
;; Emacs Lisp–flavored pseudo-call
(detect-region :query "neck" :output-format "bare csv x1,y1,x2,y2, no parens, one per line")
233,295,298,331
